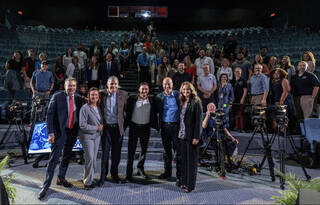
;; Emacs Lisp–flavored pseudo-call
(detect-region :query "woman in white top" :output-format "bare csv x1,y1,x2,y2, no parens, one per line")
217,58,233,81
63,48,73,68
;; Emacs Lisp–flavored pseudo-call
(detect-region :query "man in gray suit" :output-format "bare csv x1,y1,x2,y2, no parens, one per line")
98,76,128,185
79,87,103,189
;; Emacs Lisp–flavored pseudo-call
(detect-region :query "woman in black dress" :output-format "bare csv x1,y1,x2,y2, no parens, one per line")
178,81,202,193
270,68,296,131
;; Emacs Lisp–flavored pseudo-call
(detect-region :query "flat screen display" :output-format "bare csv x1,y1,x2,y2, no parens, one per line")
28,122,82,154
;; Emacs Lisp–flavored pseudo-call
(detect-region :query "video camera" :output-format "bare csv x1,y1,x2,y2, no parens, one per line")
7,100,28,121
251,105,267,125
210,108,226,127
32,96,49,107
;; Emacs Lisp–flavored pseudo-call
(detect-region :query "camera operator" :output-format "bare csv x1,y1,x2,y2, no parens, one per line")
202,103,238,160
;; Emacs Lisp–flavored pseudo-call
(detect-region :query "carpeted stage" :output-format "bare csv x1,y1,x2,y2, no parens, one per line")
1,125,319,204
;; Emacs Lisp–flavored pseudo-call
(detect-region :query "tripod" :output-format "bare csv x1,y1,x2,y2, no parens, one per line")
0,110,29,165
258,117,311,189
237,117,276,182
201,124,233,177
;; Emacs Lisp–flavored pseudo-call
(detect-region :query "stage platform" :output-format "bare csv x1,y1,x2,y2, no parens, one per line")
1,124,319,204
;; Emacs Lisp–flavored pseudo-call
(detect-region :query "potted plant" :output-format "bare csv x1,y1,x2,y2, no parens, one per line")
0,156,17,204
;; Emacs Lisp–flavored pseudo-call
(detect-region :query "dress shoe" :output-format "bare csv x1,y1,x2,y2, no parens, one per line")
38,187,48,200
136,168,148,179
56,178,73,188
176,180,182,187
158,172,171,179
111,177,122,184
97,179,105,187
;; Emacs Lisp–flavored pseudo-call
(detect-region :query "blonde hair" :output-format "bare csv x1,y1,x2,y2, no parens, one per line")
179,81,201,104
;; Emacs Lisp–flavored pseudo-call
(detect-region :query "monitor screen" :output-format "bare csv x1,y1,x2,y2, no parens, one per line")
28,122,82,154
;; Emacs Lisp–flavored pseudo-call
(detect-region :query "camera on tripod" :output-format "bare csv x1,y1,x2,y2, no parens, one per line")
274,105,288,125
32,96,49,107
7,100,28,121
211,108,226,127
251,105,267,126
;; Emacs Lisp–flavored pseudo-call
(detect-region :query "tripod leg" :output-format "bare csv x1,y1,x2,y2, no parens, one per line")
218,141,226,177
237,127,258,168
288,135,311,180
260,131,275,181
16,120,28,164
259,133,277,170
0,123,13,145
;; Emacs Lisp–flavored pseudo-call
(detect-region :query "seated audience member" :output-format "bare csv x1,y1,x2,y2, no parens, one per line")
197,64,217,112
202,103,238,176
292,61,320,119
230,67,248,132
249,64,269,106
172,61,192,91
216,58,233,81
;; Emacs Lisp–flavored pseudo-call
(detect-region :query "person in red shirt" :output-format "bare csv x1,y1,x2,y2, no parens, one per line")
183,56,196,84
143,35,153,49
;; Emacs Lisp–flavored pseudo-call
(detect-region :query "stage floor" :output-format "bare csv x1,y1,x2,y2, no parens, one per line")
3,154,320,204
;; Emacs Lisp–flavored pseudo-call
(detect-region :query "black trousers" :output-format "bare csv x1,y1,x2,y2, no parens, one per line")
100,125,123,180
126,123,150,178
160,123,181,178
139,66,150,84
43,128,77,188
179,139,199,191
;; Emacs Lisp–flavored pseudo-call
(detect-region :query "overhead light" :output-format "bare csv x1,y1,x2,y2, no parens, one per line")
270,13,276,17
142,11,151,18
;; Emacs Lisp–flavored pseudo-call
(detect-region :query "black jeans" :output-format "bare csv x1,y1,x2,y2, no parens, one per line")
100,125,123,180
160,123,181,178
126,123,150,178
139,66,150,84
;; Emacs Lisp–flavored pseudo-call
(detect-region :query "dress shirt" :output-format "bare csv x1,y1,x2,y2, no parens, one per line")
250,73,269,95
105,92,118,124
162,92,179,122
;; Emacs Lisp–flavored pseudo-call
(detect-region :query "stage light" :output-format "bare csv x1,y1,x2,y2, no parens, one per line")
17,11,23,15
142,11,151,18
270,13,276,17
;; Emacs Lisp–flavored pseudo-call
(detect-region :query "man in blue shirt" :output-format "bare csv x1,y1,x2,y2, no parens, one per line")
30,60,54,123
137,47,151,84
155,77,181,185
31,60,54,99
249,63,269,106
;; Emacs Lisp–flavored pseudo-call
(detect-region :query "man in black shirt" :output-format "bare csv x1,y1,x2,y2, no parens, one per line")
172,61,192,91
222,34,238,60
292,61,320,119
230,67,248,131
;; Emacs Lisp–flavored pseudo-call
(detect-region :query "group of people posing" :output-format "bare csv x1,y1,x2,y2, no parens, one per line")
38,74,207,200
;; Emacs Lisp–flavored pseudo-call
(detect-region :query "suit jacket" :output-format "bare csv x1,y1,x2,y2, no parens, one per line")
99,89,128,136
79,103,103,139
125,95,159,131
155,90,180,127
46,91,84,138
181,99,203,141
98,61,119,86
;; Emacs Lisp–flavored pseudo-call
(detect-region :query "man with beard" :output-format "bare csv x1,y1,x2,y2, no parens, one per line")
231,51,252,82
124,82,159,182
195,49,215,77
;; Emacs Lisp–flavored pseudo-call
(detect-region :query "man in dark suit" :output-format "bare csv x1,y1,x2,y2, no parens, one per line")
124,82,159,182
98,76,128,185
38,77,84,200
98,53,119,86
89,39,104,62
155,77,181,183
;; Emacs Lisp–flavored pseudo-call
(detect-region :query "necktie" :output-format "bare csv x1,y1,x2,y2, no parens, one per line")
107,62,111,74
69,96,74,129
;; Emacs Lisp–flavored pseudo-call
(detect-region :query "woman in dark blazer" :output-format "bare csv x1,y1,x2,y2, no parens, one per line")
178,81,202,193
79,87,103,189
